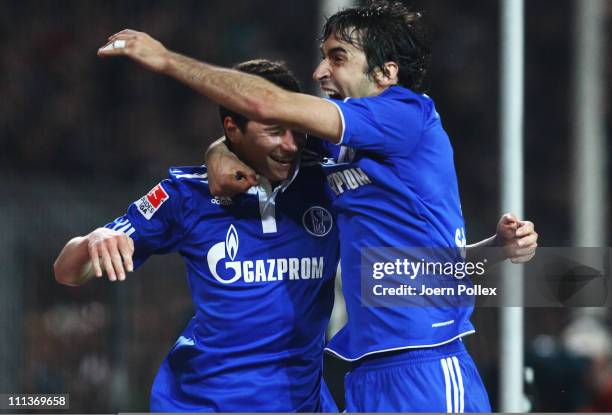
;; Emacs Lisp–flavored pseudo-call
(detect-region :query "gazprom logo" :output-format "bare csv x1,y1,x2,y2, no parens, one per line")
206,224,325,284
207,224,242,284
226,224,238,261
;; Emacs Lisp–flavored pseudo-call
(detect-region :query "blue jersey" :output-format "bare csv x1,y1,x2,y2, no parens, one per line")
105,165,340,412
320,86,474,361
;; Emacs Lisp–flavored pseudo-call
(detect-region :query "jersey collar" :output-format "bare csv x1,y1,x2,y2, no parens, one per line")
246,161,300,202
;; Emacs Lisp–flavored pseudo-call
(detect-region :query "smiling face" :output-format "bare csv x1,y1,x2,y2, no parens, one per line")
224,117,306,184
313,32,384,100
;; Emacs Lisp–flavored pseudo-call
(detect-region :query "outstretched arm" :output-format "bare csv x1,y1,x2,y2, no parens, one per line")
466,213,538,265
54,228,134,286
97,30,343,142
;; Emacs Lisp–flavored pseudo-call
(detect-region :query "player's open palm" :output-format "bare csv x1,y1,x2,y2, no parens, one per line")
98,29,170,74
87,227,134,282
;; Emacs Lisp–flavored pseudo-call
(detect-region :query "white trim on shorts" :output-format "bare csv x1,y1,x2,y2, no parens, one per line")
440,356,465,413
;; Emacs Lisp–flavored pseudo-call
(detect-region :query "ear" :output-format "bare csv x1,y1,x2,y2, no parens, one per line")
373,61,399,87
223,116,241,144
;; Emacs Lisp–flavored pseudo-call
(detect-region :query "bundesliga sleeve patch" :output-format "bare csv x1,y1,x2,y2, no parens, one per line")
135,183,169,220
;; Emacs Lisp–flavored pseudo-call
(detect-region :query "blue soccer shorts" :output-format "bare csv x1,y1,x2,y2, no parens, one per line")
344,339,491,413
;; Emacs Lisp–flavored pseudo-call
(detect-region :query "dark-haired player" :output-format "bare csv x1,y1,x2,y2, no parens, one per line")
54,60,340,412
96,1,538,411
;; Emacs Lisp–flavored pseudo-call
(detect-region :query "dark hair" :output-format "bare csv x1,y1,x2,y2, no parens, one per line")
321,0,430,93
219,59,301,131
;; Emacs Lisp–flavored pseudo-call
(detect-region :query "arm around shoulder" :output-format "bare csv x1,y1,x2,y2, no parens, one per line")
160,49,344,142
205,138,259,197
263,92,344,144
98,30,344,143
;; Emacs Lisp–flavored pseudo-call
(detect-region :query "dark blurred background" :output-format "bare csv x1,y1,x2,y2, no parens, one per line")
0,0,610,412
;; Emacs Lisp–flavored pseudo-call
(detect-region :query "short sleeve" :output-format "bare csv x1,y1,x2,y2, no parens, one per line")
328,89,425,156
104,179,188,269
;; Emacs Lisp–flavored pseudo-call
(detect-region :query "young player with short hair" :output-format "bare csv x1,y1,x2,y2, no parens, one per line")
54,60,340,412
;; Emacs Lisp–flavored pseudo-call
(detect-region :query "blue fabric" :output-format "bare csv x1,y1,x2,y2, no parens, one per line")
106,165,340,412
344,340,491,412
321,86,475,361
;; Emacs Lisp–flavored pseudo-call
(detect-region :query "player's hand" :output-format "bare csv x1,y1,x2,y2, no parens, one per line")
86,228,134,282
206,138,259,197
494,213,538,263
97,29,170,74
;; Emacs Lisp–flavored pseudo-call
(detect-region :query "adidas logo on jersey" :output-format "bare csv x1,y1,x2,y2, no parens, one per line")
206,225,324,284
211,197,234,206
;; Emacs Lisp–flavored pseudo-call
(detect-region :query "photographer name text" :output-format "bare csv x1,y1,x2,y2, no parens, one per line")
372,284,496,297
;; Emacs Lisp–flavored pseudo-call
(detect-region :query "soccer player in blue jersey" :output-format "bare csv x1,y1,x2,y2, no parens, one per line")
96,2,538,411
54,60,341,412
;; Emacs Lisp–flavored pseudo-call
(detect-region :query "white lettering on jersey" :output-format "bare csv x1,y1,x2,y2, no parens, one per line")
109,217,136,237
206,225,325,284
326,168,372,195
